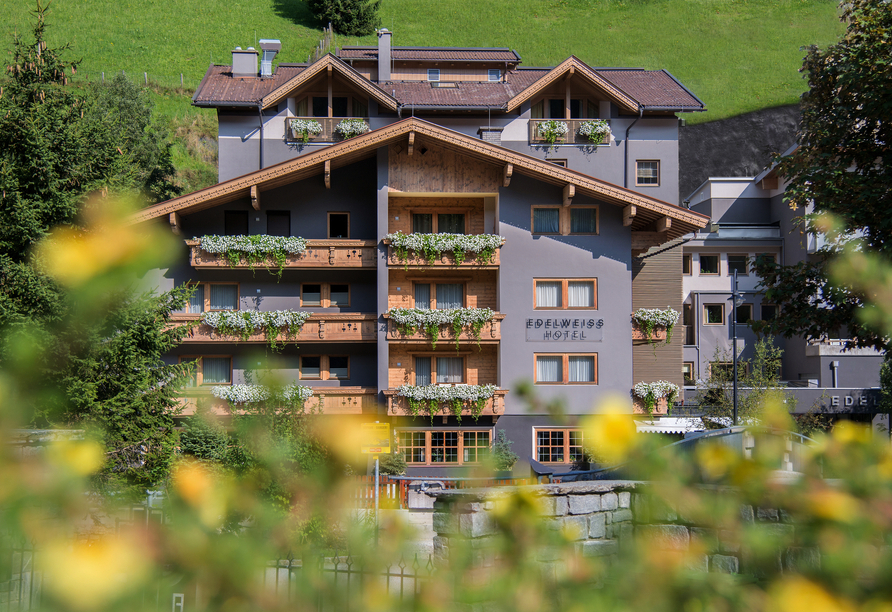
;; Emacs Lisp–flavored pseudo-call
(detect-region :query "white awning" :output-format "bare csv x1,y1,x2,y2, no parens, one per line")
634,418,703,434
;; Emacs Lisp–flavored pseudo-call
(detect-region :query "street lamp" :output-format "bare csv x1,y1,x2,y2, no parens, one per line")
730,270,745,426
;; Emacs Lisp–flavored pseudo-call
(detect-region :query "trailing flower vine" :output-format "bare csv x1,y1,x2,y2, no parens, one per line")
212,384,314,406
632,307,681,344
197,235,308,279
335,118,370,139
633,381,680,415
290,118,323,143
537,120,568,146
202,310,312,350
384,231,505,268
395,384,498,423
577,119,612,144
388,307,494,350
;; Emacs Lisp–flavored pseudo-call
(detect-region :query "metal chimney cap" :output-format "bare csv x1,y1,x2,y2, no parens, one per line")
259,39,282,51
234,46,242,50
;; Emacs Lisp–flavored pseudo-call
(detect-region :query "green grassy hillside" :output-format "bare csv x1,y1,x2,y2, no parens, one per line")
0,0,846,189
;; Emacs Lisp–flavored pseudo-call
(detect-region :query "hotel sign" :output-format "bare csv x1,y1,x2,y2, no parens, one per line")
525,318,604,342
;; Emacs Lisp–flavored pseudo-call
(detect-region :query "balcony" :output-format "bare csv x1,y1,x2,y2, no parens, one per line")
186,239,377,270
179,387,379,416
529,119,611,146
284,117,369,144
383,388,507,419
172,313,377,343
384,313,504,344
383,244,501,269
631,321,669,344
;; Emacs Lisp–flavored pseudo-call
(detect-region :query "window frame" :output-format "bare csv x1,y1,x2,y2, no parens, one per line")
397,428,493,466
703,303,725,325
534,353,598,385
533,279,598,310
179,355,233,387
698,254,720,276
412,280,467,309
178,282,240,314
682,362,695,386
568,205,599,235
727,254,749,277
531,205,599,236
735,303,754,325
300,282,350,308
635,160,660,186
487,69,501,82
327,212,350,239
299,355,350,381
410,208,470,234
534,427,585,464
760,303,778,322
682,254,692,276
427,69,440,82
411,354,468,386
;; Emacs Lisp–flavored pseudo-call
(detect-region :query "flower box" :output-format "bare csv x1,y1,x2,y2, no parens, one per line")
633,396,670,416
384,313,503,343
384,245,500,268
187,239,377,270
173,313,377,343
383,388,507,418
631,321,669,343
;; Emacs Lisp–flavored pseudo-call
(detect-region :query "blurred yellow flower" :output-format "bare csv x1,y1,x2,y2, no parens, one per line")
174,460,229,528
44,537,152,610
584,402,636,463
807,488,860,524
696,442,738,481
833,421,872,445
769,577,855,612
47,440,105,476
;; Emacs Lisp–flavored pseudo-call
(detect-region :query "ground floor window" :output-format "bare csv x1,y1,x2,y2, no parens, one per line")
535,428,584,464
397,429,491,465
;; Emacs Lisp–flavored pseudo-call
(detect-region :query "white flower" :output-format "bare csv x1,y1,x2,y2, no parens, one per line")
198,235,308,256
577,119,612,143
383,231,505,255
633,381,680,403
212,384,313,404
387,307,494,329
395,384,497,403
631,307,680,329
290,119,323,135
201,310,312,334
335,119,370,138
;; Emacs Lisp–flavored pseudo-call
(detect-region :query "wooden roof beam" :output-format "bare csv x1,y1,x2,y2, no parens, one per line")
623,204,637,227
503,163,513,187
655,216,671,233
408,132,415,156
250,185,260,211
169,212,182,235
324,160,331,189
562,183,575,207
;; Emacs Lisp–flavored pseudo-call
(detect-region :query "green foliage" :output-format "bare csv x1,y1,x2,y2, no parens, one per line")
491,430,518,471
754,0,892,351
308,0,381,36
179,402,231,463
377,435,407,475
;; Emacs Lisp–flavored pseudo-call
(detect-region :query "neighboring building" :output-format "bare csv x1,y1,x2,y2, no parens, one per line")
134,32,712,475
681,160,884,427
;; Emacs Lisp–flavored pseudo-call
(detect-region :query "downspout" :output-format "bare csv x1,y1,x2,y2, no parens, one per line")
257,103,264,170
623,107,644,188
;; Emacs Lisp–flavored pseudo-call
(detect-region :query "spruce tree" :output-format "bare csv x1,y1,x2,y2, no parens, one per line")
307,0,381,37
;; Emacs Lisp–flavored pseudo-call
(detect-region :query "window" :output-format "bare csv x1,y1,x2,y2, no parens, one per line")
757,253,777,267
411,213,466,234
727,255,748,276
427,69,440,82
488,69,501,82
535,354,597,384
682,303,695,345
328,213,349,238
179,283,239,314
398,430,491,465
414,283,464,309
699,255,720,275
682,254,692,275
266,211,290,236
548,159,568,168
636,161,660,186
311,96,348,117
300,355,349,380
532,206,598,235
301,283,350,308
413,356,465,385
225,211,248,236
180,356,232,386
536,429,584,463
735,303,753,325
704,304,724,325
682,362,695,385
534,279,597,309
711,362,733,379
761,304,778,321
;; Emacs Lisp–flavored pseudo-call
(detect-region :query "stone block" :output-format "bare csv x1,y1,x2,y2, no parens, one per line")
589,513,607,539
784,547,821,572
710,554,739,574
686,554,709,572
636,494,676,523
459,511,496,538
638,525,690,551
539,495,569,517
756,507,779,522
619,492,631,509
568,495,600,515
562,516,588,541
433,536,450,564
601,493,619,511
432,511,459,535
483,502,495,511
580,539,618,558
612,509,633,523
537,546,563,562
740,505,755,524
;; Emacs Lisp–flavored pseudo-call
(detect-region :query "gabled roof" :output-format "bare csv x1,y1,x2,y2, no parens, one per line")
505,57,640,113
132,118,708,239
596,69,704,111
259,54,398,111
192,64,307,107
338,47,521,63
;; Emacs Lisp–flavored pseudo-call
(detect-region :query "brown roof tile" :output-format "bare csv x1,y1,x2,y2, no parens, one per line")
193,64,307,106
387,69,547,108
339,47,520,62
595,70,704,110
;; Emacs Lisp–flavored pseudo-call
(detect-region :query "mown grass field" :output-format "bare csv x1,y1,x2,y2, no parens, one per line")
0,0,846,188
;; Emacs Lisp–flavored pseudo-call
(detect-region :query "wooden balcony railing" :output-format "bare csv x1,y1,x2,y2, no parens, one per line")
179,387,379,416
631,321,669,344
187,239,377,269
529,119,612,146
172,313,377,343
284,117,370,143
383,243,501,268
383,388,507,418
383,313,504,343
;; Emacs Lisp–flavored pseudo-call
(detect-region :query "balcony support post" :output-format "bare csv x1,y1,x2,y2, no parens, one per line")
623,204,637,227
250,185,260,211
562,183,575,207
408,131,415,156
503,163,513,187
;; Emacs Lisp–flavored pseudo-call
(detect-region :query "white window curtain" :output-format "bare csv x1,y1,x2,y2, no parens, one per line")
436,284,463,309
414,284,431,309
436,357,463,383
415,357,432,386
186,285,205,314
533,208,560,233
536,356,562,383
210,284,238,310
202,358,231,384
536,281,562,308
568,356,595,382
567,281,594,308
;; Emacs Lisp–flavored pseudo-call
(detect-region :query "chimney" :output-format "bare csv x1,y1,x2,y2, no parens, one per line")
232,46,259,77
377,29,392,82
259,39,281,77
